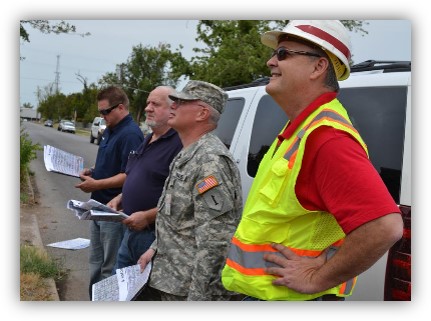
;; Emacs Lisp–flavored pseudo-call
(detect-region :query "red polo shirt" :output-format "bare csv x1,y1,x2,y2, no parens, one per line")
278,93,400,234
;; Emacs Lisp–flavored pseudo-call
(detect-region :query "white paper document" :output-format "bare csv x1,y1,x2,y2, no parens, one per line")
46,237,90,250
92,263,152,301
44,145,84,177
67,199,129,222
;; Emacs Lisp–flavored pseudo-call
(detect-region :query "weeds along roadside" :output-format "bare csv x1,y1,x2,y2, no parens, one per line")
20,245,65,301
20,121,64,301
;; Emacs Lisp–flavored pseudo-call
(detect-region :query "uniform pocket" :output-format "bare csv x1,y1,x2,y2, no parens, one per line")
259,158,289,206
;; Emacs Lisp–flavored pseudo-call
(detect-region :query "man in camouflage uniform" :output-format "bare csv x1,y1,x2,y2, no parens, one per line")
138,80,243,301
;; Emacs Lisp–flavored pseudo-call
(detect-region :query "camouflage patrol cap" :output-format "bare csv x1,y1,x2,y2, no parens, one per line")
169,80,228,114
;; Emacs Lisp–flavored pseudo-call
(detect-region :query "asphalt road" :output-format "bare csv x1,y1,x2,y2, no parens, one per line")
23,121,99,301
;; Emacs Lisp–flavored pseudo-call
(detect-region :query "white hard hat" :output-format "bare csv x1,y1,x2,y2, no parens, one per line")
261,20,352,80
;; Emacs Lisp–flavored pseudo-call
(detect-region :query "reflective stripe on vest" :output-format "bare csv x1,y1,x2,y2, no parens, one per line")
284,109,361,168
225,237,355,295
222,101,365,300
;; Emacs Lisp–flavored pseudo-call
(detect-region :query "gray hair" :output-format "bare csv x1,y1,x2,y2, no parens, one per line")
207,105,221,125
305,46,340,92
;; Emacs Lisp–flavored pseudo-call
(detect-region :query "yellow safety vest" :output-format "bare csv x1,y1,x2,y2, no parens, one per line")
221,99,368,300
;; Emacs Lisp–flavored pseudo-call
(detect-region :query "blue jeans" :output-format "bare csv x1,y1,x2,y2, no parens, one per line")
112,226,156,272
89,220,126,299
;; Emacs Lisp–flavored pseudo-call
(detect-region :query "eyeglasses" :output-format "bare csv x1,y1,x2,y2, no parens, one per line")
271,47,321,61
98,103,121,115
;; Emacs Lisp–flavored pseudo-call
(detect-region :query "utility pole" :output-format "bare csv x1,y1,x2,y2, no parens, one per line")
116,63,125,84
54,55,60,120
54,55,61,94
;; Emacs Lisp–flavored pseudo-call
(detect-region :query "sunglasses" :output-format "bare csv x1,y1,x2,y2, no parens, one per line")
272,47,321,61
98,103,121,115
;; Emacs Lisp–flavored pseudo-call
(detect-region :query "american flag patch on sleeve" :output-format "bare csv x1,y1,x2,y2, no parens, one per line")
195,175,219,194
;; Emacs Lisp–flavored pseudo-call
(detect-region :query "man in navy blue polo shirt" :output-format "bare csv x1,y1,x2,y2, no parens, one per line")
108,86,182,271
75,86,144,299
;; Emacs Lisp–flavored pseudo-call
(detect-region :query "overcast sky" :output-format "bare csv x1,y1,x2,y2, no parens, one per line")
19,19,411,108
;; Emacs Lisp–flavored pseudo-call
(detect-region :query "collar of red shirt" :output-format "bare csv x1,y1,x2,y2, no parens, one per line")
277,92,337,143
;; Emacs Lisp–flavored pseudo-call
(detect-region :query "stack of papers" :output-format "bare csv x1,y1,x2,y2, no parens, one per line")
92,263,152,301
67,199,129,222
44,145,84,177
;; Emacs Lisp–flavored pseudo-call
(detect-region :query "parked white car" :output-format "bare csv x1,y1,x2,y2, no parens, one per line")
57,120,75,134
90,117,106,145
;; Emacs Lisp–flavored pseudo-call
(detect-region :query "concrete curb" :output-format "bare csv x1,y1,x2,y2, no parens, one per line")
26,171,35,204
30,214,60,301
22,172,60,301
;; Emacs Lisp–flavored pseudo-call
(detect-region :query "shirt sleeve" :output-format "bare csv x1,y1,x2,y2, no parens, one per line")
297,126,401,234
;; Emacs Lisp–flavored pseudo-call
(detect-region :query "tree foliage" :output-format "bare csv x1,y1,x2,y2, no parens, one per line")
20,20,90,43
28,20,367,123
189,20,367,87
188,21,272,87
22,102,33,109
20,125,42,184
99,43,189,122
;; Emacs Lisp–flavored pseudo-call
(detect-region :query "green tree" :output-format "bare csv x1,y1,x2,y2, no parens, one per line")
20,20,90,43
69,85,99,124
74,74,99,124
30,20,369,122
99,43,189,122
189,20,368,87
35,83,56,119
22,102,33,109
37,93,68,121
20,125,42,185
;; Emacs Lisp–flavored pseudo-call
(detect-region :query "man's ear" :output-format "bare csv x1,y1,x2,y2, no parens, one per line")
196,107,210,122
310,57,329,80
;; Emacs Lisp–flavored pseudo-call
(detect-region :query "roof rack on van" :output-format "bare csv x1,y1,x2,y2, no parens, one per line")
224,77,270,91
224,60,410,91
351,60,411,73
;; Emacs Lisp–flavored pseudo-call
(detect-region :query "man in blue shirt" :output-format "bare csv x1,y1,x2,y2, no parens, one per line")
75,86,144,299
108,86,182,271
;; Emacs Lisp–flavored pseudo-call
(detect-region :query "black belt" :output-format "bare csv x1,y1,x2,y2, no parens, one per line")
310,294,345,301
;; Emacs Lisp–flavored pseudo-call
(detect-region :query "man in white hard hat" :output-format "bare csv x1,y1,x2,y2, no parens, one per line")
221,20,403,301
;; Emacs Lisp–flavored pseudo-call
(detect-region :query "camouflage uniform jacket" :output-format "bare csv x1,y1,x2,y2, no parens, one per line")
149,132,243,300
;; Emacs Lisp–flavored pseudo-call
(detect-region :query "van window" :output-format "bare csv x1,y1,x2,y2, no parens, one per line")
246,87,407,204
248,95,288,177
338,86,408,203
214,98,244,149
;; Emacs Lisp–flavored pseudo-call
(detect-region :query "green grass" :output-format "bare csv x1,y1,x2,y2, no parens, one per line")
20,169,33,205
20,193,29,204
20,245,66,300
20,245,64,279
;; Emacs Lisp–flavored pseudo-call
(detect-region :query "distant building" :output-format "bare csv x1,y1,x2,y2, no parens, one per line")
20,108,41,121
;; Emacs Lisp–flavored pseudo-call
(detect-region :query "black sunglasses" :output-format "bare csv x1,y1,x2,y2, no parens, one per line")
99,103,121,115
272,47,321,61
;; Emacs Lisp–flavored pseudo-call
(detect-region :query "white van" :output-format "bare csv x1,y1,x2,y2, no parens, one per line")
214,60,411,301
90,117,106,145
